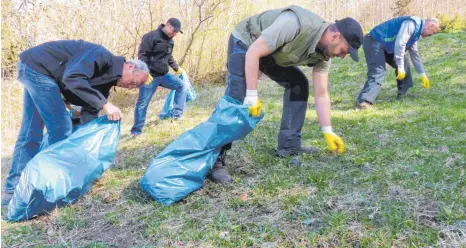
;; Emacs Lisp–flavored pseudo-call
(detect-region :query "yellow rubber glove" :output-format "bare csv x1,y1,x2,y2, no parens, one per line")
396,67,406,81
145,74,153,85
175,67,183,76
323,128,345,154
420,74,430,89
248,99,262,117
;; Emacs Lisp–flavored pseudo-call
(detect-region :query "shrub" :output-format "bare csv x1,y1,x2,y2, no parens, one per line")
438,14,466,33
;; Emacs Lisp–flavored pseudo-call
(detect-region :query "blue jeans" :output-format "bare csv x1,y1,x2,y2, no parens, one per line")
131,73,187,135
4,61,72,194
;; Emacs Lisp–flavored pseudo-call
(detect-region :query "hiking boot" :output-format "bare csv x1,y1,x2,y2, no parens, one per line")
208,154,233,184
1,193,13,207
275,146,319,157
355,101,372,111
396,92,418,100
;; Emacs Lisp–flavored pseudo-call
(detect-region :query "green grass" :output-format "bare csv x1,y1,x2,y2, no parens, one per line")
2,32,466,247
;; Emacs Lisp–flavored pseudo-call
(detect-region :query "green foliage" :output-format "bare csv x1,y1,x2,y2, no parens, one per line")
438,14,466,33
1,0,22,78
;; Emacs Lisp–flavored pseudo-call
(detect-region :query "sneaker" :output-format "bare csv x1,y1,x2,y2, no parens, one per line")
275,146,319,157
208,154,233,184
355,101,372,110
1,193,13,207
396,92,418,100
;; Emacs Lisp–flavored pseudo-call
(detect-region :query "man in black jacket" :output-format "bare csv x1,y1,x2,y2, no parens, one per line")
1,40,149,206
131,18,187,136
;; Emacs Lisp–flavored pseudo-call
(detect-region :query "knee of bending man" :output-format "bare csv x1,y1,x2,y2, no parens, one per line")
175,82,188,92
368,69,386,84
290,85,309,102
289,76,309,102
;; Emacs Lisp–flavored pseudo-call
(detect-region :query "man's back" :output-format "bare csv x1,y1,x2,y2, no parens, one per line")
19,40,103,79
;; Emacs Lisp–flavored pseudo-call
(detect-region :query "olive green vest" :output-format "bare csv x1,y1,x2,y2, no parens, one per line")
235,5,330,67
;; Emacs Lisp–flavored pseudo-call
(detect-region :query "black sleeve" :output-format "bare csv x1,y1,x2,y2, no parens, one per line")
168,43,179,71
62,49,111,110
138,33,152,64
168,54,179,72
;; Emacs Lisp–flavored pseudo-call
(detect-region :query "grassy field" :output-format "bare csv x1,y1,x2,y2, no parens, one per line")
1,32,465,247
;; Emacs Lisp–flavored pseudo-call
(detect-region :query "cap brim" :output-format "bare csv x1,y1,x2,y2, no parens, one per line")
349,47,359,62
176,29,183,34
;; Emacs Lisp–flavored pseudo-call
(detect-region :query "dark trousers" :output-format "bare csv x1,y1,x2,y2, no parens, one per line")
357,34,413,104
220,35,309,155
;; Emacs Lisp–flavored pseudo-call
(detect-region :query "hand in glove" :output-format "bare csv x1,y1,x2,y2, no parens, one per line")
420,73,430,89
175,67,184,76
145,74,153,85
244,89,262,117
396,67,406,81
322,126,345,154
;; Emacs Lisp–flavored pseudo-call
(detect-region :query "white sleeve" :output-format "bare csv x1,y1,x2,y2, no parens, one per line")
394,20,415,69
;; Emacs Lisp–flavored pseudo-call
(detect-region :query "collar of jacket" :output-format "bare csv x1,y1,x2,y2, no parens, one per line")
157,24,172,40
111,56,126,89
307,22,332,61
99,55,125,88
112,56,125,79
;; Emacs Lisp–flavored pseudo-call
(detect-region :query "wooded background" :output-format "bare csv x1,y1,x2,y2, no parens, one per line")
2,0,466,82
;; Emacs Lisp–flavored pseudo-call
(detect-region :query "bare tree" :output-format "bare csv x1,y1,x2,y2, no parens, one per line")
178,0,227,66
393,0,414,16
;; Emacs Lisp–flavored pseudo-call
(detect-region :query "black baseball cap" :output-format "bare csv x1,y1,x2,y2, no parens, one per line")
335,17,363,62
167,18,183,34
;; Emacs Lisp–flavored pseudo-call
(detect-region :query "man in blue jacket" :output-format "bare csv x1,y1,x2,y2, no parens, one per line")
1,40,149,206
131,18,187,137
356,17,440,109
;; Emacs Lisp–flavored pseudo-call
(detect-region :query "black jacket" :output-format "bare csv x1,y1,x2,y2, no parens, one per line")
19,39,125,110
138,24,179,76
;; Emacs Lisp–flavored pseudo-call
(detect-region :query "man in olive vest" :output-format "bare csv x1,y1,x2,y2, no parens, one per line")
356,17,440,110
209,6,364,183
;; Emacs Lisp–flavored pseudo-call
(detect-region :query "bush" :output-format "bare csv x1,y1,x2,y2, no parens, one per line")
438,14,466,33
1,0,21,78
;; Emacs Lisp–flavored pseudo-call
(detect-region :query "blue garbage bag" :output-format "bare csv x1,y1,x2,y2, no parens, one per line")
141,96,263,205
159,71,196,119
7,116,121,221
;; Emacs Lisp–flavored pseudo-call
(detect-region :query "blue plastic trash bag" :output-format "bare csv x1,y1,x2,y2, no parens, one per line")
141,96,263,205
7,116,120,221
159,70,196,119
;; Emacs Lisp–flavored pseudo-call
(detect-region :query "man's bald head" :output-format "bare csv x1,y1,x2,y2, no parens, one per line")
422,18,440,37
